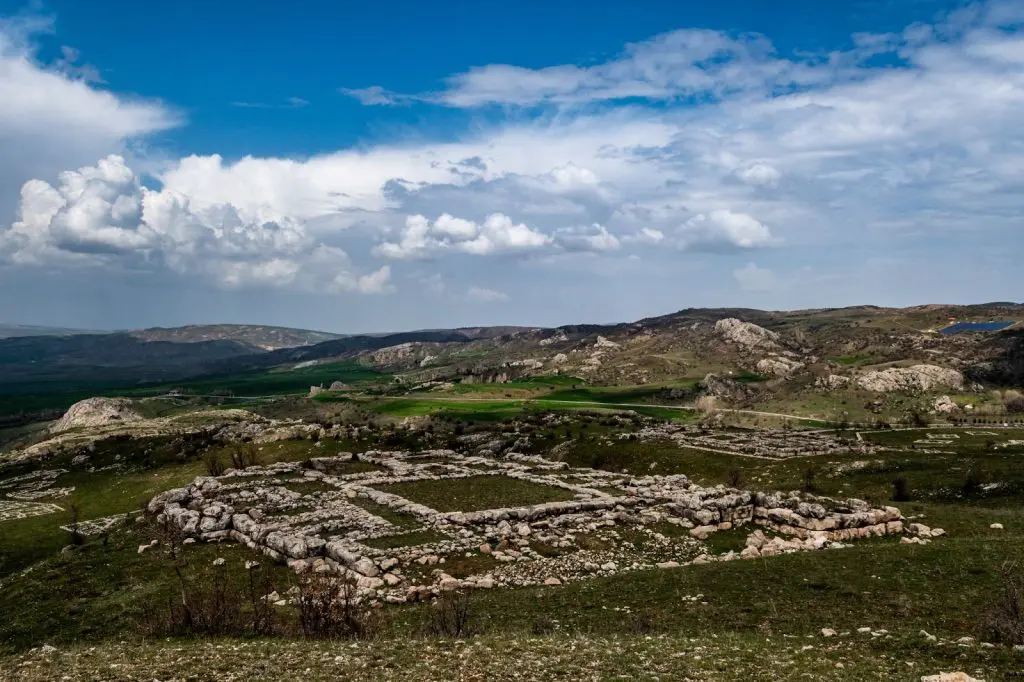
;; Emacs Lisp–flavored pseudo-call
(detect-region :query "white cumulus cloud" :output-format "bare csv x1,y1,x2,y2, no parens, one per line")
374,213,552,259
1,155,392,293
681,209,773,250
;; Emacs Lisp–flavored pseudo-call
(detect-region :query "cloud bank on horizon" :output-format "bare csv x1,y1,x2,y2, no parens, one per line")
0,2,1021,331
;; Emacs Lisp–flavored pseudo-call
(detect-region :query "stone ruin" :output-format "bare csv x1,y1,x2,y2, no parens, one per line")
628,423,875,459
147,448,917,604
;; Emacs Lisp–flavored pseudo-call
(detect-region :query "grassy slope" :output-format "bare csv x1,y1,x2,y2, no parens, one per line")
3,422,1024,678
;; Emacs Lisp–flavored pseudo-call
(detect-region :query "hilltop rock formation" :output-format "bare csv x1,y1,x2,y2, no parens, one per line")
714,318,779,349
701,373,750,401
816,374,851,390
855,365,964,393
50,398,143,433
756,356,804,378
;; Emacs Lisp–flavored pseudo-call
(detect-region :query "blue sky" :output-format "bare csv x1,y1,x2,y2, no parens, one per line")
0,0,1021,332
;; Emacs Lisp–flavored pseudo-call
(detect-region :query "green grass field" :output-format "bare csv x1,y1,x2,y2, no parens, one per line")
371,475,577,512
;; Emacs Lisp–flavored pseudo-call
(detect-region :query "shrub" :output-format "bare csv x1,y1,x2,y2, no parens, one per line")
980,561,1024,645
531,617,556,636
229,443,260,470
296,574,380,640
67,502,84,546
962,470,985,497
892,476,913,502
1006,396,1024,414
802,466,818,493
425,590,478,638
727,468,745,488
905,409,930,427
204,451,226,476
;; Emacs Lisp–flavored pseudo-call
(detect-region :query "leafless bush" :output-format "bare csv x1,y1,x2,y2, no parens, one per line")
980,561,1024,645
424,590,478,638
245,560,276,635
204,450,226,476
68,502,84,546
296,573,381,639
147,520,267,637
229,443,261,470
727,468,745,488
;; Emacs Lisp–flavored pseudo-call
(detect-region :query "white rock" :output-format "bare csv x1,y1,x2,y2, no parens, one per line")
920,673,984,682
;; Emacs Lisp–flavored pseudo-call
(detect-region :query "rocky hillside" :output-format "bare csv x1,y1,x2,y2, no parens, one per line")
340,304,1024,417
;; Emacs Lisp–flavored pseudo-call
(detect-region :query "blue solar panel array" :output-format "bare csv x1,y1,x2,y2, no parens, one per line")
939,321,1015,335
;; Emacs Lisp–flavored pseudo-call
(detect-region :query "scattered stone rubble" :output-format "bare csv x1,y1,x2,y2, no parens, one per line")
149,448,914,604
0,469,71,521
627,423,874,459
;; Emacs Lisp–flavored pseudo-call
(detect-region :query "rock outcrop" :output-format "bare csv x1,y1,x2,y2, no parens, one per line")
756,356,804,378
855,365,964,393
701,373,749,401
50,398,143,434
816,374,851,390
714,318,779,349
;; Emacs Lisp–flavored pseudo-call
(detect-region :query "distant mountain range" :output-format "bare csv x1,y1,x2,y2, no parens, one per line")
129,324,343,350
0,323,343,349
0,324,96,339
